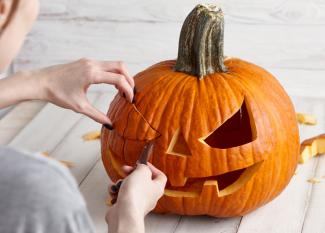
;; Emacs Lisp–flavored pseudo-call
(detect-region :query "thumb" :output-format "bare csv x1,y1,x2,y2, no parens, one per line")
79,101,112,125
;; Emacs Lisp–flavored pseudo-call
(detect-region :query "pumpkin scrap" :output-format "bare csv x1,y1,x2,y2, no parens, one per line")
41,151,75,168
106,196,113,207
296,113,317,125
307,178,321,184
58,160,75,168
82,131,101,141
42,151,49,157
300,134,325,163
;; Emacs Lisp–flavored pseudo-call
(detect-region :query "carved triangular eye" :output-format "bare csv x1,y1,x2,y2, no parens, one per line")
167,128,191,157
203,100,257,149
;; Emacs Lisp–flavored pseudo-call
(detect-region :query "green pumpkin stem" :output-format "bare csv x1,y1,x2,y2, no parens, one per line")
174,4,227,79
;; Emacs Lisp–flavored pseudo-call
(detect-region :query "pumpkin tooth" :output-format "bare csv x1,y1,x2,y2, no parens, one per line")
165,162,262,198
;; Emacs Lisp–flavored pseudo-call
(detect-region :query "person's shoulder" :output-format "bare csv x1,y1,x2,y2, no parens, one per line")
0,146,81,198
0,148,95,232
0,146,76,186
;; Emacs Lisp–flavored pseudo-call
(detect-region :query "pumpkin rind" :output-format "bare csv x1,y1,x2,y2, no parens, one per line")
101,4,300,217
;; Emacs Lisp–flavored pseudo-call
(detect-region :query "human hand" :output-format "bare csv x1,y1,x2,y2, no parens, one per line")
106,163,167,233
114,163,167,215
34,59,134,126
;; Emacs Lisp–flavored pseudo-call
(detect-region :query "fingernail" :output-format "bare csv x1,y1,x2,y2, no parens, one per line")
104,124,114,130
116,180,123,189
111,184,119,193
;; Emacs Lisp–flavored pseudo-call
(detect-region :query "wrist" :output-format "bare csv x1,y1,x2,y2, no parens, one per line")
107,202,145,233
14,70,47,101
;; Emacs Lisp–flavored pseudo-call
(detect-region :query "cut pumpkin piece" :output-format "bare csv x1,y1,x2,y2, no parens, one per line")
300,134,325,163
296,113,317,125
113,103,160,141
82,131,101,141
307,177,321,184
41,151,75,168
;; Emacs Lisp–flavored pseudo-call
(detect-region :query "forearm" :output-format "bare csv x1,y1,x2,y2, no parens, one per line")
0,71,44,109
107,203,145,233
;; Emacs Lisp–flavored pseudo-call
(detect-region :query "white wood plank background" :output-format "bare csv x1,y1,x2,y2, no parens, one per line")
12,0,325,96
2,0,324,232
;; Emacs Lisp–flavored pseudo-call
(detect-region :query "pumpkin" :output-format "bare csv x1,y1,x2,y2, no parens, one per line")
101,4,300,217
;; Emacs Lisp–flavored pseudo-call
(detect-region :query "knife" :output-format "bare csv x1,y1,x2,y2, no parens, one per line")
109,140,154,205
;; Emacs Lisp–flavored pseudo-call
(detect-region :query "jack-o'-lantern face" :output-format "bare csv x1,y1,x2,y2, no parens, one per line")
164,99,262,198
101,5,300,217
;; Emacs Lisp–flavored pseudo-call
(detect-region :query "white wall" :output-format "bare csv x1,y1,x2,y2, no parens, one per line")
13,0,325,96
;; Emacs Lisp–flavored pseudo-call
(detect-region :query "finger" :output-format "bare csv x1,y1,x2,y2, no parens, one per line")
147,163,167,184
78,100,112,125
132,164,152,179
110,180,123,193
98,61,134,88
92,71,134,103
122,165,134,175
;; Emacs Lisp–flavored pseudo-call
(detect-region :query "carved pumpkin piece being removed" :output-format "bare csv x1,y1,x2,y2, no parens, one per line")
101,4,300,217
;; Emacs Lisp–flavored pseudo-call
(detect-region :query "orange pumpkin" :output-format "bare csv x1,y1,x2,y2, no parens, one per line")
101,4,300,217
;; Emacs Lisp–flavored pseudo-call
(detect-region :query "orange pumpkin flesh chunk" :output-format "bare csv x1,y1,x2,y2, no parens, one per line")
296,113,317,125
300,134,325,163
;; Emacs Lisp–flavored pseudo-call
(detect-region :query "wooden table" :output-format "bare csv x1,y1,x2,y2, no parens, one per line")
1,92,324,233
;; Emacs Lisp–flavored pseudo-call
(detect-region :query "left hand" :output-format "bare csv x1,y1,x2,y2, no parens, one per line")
34,58,135,125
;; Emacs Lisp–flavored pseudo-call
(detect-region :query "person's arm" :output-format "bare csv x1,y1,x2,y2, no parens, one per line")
0,58,134,126
106,164,167,233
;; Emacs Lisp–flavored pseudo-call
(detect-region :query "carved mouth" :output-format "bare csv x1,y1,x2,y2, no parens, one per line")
106,147,262,198
164,161,262,198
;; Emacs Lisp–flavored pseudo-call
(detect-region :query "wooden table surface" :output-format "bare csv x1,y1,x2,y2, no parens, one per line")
3,0,325,232
1,92,324,233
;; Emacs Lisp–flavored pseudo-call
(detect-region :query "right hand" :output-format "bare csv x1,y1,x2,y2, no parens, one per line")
108,163,167,217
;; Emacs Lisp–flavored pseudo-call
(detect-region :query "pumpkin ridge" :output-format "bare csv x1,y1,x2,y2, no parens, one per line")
158,73,195,176
138,71,191,133
134,70,181,126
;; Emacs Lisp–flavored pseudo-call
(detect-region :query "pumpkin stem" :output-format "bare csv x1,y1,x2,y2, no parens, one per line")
174,4,227,78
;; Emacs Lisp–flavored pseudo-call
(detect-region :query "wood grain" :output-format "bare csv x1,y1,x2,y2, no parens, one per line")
8,93,98,152
49,93,113,184
14,20,325,72
13,0,325,98
38,0,325,25
0,101,45,145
